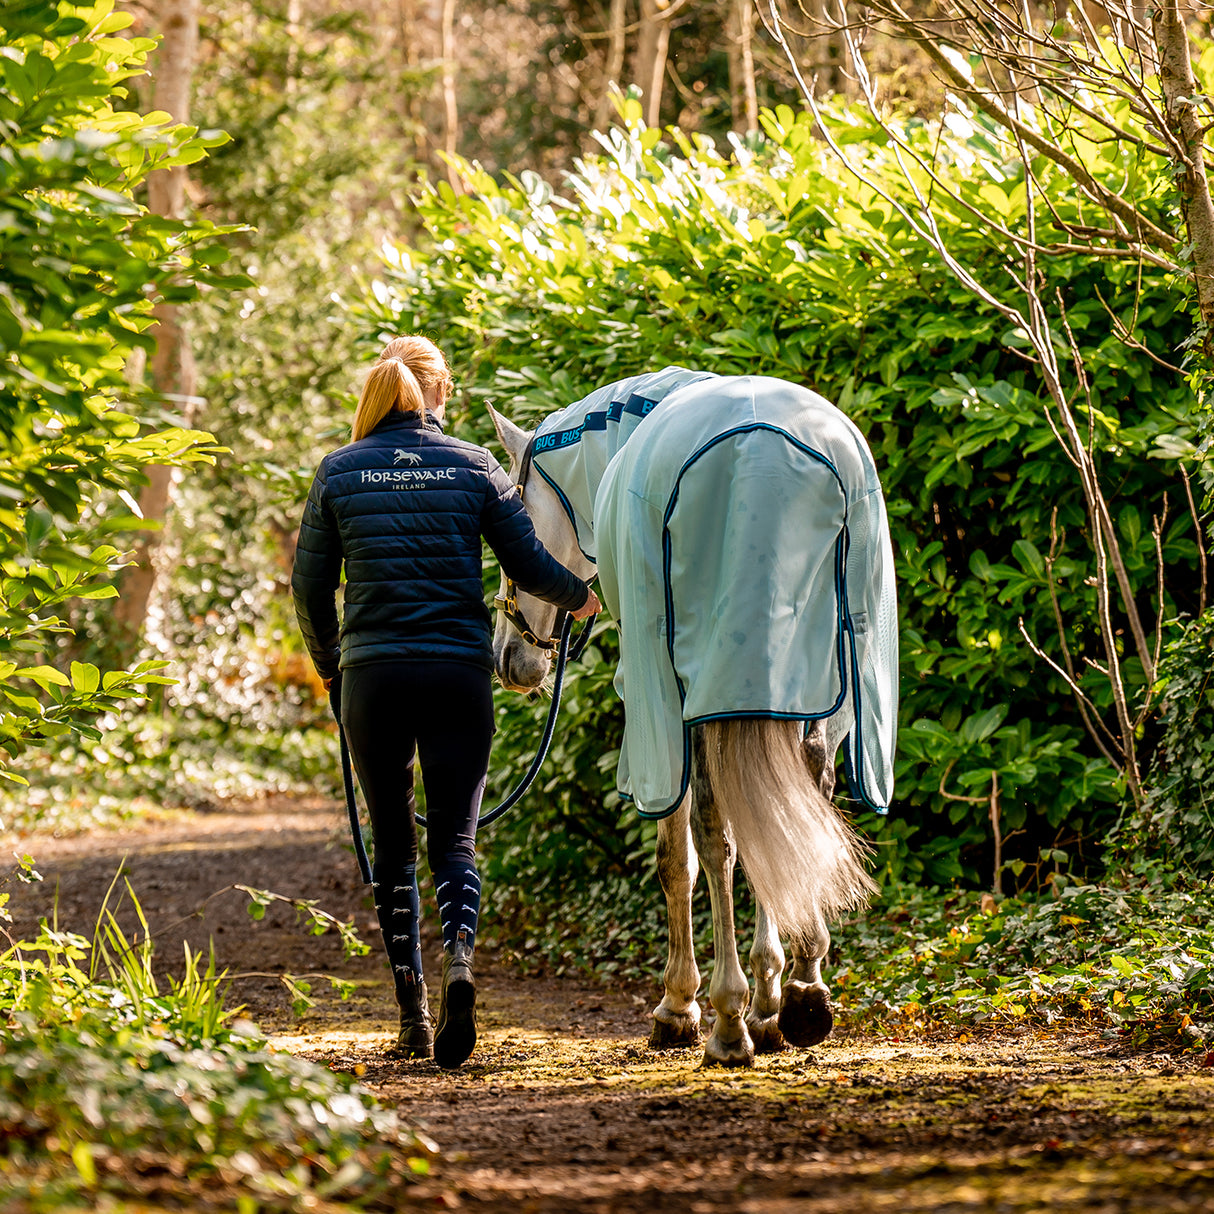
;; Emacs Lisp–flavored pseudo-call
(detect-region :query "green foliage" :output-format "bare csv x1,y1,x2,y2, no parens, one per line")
0,858,427,1207
39,0,430,818
836,880,1214,1052
0,1026,427,1206
0,0,239,781
479,825,732,984
1121,609,1214,875
0,704,341,835
478,620,634,884
479,839,1213,1053
6,884,235,1048
355,96,1201,882
236,882,371,1014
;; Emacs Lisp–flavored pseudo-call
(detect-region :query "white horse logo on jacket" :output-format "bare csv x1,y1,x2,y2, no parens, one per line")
393,450,422,466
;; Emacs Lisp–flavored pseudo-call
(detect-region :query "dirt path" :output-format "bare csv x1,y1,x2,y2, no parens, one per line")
4,798,1213,1211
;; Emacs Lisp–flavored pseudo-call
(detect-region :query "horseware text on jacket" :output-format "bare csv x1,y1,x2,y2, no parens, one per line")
291,410,588,679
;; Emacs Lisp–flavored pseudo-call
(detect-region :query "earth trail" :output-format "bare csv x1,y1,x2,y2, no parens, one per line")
4,796,1213,1211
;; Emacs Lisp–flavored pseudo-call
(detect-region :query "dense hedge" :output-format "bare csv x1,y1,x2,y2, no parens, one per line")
354,100,1202,887
1124,612,1214,874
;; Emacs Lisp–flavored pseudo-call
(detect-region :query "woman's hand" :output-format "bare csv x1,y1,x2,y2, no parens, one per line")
571,588,602,620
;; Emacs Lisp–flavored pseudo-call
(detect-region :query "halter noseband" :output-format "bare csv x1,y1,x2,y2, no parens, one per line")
493,434,567,656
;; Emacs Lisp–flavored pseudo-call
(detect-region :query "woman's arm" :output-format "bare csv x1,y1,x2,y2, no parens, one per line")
480,456,590,611
290,462,343,680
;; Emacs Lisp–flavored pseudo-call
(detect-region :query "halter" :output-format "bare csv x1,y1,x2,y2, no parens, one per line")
492,434,567,655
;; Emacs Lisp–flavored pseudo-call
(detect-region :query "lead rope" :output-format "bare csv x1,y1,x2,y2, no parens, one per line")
335,709,373,886
334,609,599,884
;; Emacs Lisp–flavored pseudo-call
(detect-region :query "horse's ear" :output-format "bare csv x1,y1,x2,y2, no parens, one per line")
487,402,530,469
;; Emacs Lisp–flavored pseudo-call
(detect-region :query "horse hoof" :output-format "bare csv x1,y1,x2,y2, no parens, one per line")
702,1026,756,1068
778,980,833,1048
649,1007,702,1050
746,1012,789,1054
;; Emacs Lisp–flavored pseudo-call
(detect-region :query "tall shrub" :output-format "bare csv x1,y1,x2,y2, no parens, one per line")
354,101,1201,885
1122,610,1214,876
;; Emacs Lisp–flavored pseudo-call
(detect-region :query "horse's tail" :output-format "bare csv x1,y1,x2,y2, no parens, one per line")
698,719,876,942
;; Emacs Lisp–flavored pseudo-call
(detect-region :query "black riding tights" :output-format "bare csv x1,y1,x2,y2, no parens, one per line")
340,660,493,993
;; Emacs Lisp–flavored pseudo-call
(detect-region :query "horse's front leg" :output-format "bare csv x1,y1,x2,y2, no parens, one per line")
649,793,702,1049
745,900,788,1053
691,730,754,1068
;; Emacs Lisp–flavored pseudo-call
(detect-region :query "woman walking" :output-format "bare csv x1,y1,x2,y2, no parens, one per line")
291,335,599,1067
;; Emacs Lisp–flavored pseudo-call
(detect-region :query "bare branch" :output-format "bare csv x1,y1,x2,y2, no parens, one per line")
1056,295,1157,690
1017,617,1123,765
1181,464,1209,616
1043,509,1124,755
870,0,1179,252
769,0,1168,807
938,757,988,804
1151,495,1169,693
573,0,694,39
1092,282,1188,373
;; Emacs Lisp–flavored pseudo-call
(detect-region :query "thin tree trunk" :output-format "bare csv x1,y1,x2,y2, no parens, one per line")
594,0,629,133
113,0,199,646
394,0,443,164
727,0,758,132
145,0,196,245
440,0,460,191
394,0,424,161
636,0,670,127
1154,0,1214,357
989,773,1003,895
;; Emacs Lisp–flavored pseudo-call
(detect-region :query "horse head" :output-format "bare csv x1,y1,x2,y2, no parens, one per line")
488,404,595,692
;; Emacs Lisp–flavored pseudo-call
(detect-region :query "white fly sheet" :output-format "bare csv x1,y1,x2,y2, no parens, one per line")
530,370,898,817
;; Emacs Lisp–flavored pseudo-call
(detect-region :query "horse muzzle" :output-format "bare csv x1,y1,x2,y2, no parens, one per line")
495,634,551,692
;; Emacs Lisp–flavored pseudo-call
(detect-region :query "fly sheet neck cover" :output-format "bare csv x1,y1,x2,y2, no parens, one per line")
532,370,898,816
528,366,716,561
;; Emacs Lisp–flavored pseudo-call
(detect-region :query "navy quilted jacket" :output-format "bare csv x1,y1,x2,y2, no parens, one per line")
291,410,589,678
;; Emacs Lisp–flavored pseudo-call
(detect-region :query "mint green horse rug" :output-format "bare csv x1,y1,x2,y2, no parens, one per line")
528,368,898,817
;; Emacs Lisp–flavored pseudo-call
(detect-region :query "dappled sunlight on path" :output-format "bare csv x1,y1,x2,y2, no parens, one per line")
5,795,1213,1212
291,989,1214,1212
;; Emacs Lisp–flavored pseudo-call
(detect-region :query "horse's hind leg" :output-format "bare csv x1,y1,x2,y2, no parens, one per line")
745,901,788,1053
649,794,702,1049
778,720,836,1048
801,718,836,799
691,729,754,1068
779,915,834,1047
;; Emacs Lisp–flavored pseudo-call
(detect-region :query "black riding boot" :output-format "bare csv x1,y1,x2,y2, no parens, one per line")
373,864,431,1059
390,973,434,1059
433,934,476,1069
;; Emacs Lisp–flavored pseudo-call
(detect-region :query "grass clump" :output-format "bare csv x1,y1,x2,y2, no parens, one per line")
0,859,431,1211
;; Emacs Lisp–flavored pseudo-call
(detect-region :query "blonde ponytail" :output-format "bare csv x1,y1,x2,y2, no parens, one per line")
351,335,454,442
